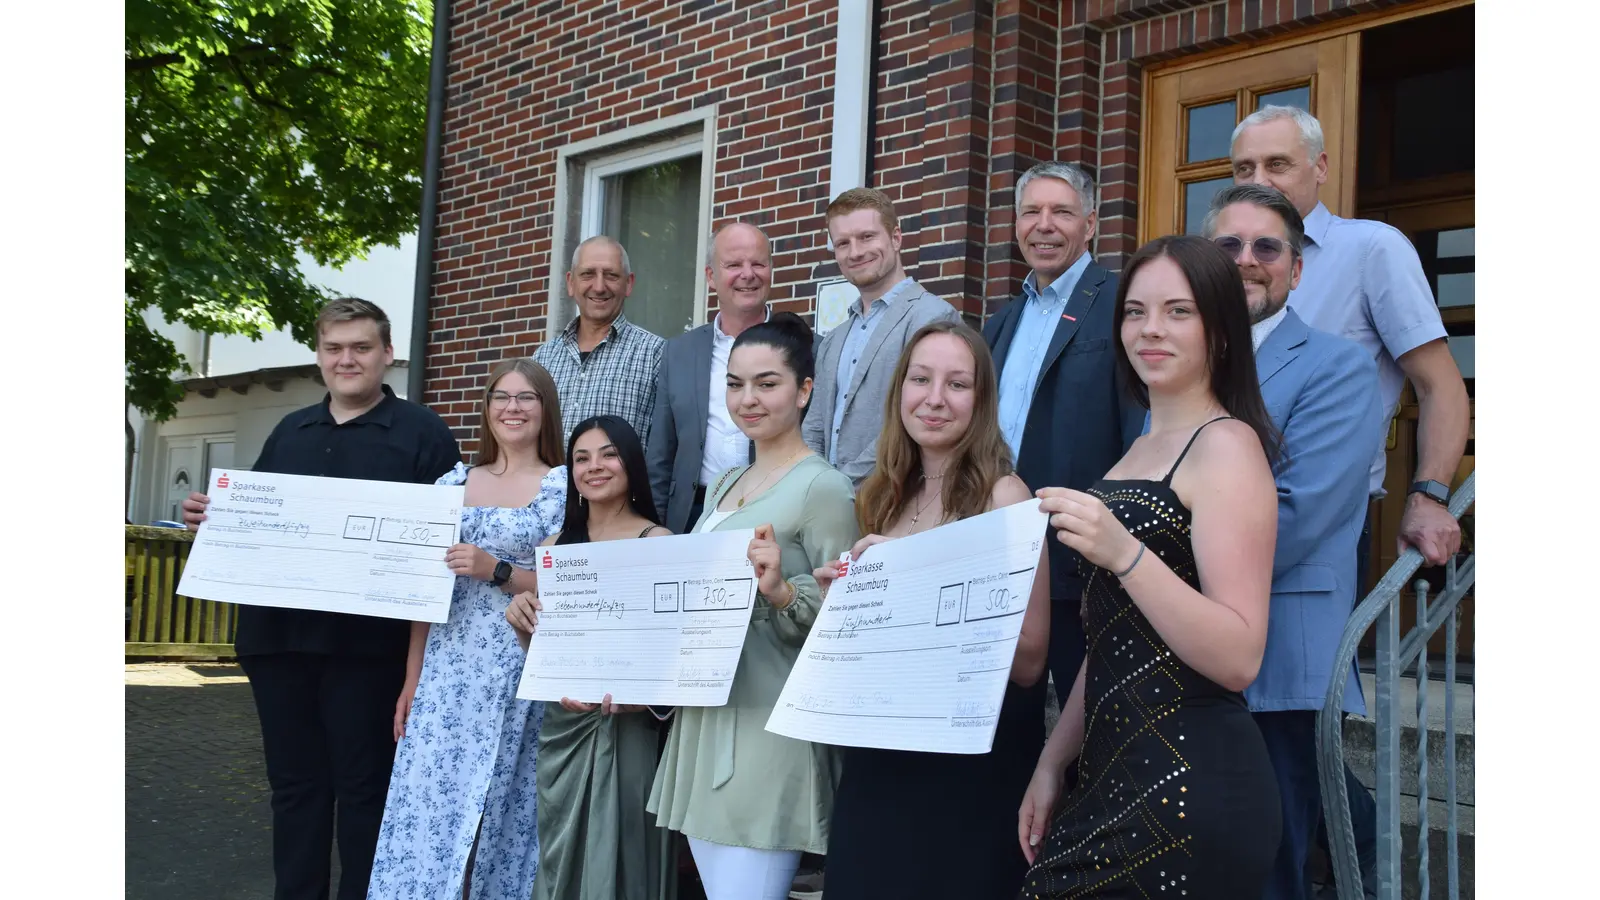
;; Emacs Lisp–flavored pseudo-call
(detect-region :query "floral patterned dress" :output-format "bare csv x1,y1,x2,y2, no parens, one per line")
369,462,567,900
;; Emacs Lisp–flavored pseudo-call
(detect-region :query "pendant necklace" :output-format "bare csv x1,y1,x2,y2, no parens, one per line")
908,470,946,528
738,449,803,508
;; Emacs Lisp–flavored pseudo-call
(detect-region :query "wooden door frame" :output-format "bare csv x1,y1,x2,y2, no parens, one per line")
1137,0,1475,239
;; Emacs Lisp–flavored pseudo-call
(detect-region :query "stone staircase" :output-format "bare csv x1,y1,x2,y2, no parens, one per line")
1327,670,1475,900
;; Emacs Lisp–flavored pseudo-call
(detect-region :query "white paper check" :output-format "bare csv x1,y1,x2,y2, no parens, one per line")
514,529,759,707
176,469,465,623
765,499,1049,754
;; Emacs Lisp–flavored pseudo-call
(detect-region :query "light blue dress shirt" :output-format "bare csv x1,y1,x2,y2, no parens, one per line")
997,253,1092,459
1287,203,1447,495
829,277,916,464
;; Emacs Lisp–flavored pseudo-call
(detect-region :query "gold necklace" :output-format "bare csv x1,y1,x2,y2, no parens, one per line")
738,449,803,508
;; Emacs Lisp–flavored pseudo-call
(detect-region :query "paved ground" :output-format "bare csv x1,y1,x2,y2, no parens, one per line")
126,663,708,899
126,663,287,900
124,664,1066,900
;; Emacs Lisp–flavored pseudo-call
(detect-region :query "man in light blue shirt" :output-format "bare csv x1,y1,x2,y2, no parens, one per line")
996,249,1092,456
1232,106,1469,575
983,162,1145,719
805,188,960,486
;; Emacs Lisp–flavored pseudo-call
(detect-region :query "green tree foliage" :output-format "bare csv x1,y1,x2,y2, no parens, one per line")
126,0,433,419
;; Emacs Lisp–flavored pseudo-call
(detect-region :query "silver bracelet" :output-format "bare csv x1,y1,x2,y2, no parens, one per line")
1113,542,1146,579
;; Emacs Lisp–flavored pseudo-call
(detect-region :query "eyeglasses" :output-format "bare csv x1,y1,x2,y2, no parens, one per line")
488,391,540,408
1213,235,1289,264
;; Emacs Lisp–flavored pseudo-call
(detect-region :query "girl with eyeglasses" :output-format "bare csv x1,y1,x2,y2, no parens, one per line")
370,358,569,900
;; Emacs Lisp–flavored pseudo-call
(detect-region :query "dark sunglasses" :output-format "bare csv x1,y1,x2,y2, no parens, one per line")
1213,235,1289,264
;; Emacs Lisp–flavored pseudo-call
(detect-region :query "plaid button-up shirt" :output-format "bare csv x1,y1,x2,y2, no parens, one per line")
533,314,666,446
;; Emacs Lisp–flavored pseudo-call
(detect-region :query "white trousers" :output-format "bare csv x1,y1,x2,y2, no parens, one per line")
686,836,802,900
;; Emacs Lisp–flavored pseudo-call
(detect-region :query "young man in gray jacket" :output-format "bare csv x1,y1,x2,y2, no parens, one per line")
804,187,961,487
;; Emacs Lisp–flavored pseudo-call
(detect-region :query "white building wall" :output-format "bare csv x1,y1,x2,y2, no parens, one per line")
129,367,412,524
144,237,419,378
128,236,422,524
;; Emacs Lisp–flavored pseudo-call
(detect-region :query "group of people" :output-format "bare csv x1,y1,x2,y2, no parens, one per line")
180,104,1468,900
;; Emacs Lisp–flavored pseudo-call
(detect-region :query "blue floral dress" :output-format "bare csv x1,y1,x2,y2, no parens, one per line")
369,462,567,900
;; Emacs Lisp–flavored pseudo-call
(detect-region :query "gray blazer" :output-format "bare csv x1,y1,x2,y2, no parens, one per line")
644,323,752,534
803,281,961,486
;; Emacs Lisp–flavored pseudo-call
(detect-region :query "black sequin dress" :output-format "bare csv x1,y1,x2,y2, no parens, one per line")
1021,419,1281,899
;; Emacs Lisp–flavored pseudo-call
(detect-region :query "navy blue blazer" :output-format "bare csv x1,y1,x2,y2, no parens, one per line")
1245,309,1385,714
982,261,1146,601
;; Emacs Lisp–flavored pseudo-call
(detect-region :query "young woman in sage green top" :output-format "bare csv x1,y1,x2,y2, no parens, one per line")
647,312,858,900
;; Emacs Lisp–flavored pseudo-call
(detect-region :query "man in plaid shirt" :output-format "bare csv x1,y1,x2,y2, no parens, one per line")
534,235,666,445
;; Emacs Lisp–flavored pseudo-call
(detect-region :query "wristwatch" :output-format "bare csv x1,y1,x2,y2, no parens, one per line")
490,560,513,587
1408,479,1450,506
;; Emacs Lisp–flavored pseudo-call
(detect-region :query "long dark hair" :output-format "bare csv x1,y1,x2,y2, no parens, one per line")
553,415,662,546
1113,235,1282,463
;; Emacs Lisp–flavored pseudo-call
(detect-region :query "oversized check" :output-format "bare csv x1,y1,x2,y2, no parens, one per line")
176,469,465,623
514,529,759,707
765,499,1049,754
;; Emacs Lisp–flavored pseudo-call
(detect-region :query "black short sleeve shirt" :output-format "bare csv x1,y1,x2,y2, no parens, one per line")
233,384,462,659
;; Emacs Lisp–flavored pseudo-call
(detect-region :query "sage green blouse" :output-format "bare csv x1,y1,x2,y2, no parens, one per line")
646,454,859,852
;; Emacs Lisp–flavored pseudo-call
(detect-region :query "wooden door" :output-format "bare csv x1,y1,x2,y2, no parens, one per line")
1141,34,1360,243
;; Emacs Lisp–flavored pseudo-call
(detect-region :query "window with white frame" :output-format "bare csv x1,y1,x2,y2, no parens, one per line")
556,111,716,340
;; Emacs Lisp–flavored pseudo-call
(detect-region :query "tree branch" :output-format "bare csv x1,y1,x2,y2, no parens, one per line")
126,52,185,72
228,56,298,118
126,42,294,74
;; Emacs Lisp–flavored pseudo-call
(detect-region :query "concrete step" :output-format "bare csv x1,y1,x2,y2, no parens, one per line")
1343,674,1473,805
1325,674,1474,900
1396,793,1474,900
1319,789,1474,900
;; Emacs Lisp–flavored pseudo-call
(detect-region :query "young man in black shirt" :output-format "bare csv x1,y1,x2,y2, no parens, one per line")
183,298,460,900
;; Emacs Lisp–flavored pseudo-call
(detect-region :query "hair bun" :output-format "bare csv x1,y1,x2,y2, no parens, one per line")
767,311,812,343
731,310,816,383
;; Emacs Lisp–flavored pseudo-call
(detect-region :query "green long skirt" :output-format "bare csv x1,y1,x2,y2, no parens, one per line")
533,705,678,900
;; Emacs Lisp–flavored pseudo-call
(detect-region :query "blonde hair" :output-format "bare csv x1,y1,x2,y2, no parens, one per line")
315,297,391,347
475,358,565,469
856,321,1013,533
826,186,899,235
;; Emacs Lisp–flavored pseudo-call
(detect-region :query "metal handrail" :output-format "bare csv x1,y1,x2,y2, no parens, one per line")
1316,472,1474,900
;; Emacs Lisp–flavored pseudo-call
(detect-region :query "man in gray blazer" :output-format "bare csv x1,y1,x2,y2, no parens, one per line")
805,187,961,487
645,222,773,533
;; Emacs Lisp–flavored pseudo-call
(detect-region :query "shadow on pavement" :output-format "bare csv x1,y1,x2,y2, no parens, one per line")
126,672,280,900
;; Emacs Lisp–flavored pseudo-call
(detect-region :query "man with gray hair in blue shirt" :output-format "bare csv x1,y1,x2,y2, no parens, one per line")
1231,106,1469,577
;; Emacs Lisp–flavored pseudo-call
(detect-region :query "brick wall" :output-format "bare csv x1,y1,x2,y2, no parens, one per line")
426,0,840,454
423,0,1430,453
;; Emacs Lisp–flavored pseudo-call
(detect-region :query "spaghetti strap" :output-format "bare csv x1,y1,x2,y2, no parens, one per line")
638,524,660,538
1161,416,1236,484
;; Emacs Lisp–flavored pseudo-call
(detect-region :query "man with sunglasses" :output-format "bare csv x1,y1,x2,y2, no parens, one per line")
1203,184,1385,900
